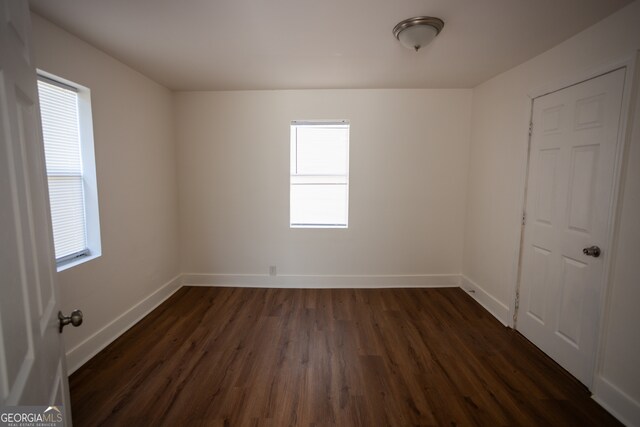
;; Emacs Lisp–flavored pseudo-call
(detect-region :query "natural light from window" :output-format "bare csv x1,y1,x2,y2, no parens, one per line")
38,74,101,269
290,121,349,228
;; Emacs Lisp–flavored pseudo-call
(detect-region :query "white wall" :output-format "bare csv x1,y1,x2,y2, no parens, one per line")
29,5,640,424
462,1,640,424
176,89,471,284
31,14,181,372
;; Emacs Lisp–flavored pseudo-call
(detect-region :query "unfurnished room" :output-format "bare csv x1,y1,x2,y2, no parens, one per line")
1,0,640,425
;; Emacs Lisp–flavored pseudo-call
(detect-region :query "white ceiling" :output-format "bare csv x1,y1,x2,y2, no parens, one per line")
29,0,632,91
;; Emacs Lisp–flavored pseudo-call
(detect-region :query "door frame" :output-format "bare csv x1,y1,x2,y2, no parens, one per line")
508,51,640,389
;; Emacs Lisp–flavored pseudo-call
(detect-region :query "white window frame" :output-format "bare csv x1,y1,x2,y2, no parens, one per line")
37,70,101,271
289,120,350,229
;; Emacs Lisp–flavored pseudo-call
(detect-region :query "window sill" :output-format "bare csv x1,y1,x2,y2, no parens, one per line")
56,252,101,272
290,225,349,229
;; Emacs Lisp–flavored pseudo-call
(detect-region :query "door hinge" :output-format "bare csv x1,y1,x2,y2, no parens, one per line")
513,289,520,327
522,212,526,226
528,122,533,136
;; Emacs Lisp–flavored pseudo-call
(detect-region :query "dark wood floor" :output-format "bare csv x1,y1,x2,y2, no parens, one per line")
70,287,620,426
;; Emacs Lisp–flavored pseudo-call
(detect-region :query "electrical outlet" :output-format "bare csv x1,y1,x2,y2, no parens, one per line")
269,265,277,276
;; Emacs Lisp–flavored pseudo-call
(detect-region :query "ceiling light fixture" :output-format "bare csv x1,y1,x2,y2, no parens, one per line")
393,16,444,52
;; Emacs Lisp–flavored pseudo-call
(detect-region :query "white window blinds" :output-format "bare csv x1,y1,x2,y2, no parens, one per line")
290,122,350,227
38,78,88,261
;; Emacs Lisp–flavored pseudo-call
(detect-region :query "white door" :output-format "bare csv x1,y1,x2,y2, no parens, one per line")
518,68,625,386
0,1,72,424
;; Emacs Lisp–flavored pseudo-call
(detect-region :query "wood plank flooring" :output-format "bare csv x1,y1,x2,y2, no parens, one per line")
69,287,621,426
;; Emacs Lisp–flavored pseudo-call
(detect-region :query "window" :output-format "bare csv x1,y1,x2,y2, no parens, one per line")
290,121,349,228
37,73,101,270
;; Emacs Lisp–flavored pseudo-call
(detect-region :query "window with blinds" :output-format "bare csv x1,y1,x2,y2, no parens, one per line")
290,121,350,228
38,77,89,263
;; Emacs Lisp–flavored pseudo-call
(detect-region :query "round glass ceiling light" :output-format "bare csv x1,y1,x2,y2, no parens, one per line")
393,16,444,52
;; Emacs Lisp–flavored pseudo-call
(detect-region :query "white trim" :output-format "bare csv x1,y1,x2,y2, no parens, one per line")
527,54,637,99
507,95,535,329
592,51,640,427
594,51,640,377
593,375,640,427
510,51,639,390
182,273,461,289
64,274,460,373
461,275,510,326
65,274,182,375
56,252,99,272
58,269,639,427
37,69,102,273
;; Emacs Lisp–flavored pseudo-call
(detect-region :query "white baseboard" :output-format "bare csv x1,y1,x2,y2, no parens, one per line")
460,275,511,326
62,270,639,427
593,375,640,427
65,274,182,375
64,273,459,373
182,273,461,289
